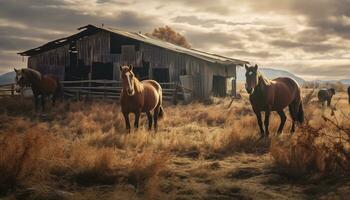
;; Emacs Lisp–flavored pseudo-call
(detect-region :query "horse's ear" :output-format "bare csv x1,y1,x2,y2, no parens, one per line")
129,64,133,71
119,66,123,71
254,64,258,71
244,64,248,70
14,68,18,73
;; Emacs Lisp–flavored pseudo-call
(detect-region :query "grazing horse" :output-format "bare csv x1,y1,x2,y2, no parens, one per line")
318,88,335,107
245,64,304,139
120,65,164,132
14,68,61,111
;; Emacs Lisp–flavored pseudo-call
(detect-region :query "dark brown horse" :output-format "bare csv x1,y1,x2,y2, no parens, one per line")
14,68,60,111
318,88,335,107
245,64,304,139
120,65,164,132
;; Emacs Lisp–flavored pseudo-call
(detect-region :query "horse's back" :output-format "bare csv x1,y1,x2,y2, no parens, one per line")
141,80,162,112
41,74,59,94
318,89,330,102
271,77,301,109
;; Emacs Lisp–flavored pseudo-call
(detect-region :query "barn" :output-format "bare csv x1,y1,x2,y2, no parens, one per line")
18,24,248,100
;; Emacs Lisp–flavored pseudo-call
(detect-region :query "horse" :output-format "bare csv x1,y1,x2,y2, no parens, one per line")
14,68,61,111
245,64,304,139
120,65,164,132
317,88,335,107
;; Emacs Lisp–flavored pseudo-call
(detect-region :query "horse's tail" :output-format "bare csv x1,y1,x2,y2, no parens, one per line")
158,105,165,120
297,102,304,123
54,77,62,98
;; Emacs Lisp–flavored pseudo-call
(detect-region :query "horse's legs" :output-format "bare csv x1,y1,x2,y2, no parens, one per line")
41,95,45,111
134,112,140,129
264,111,270,136
288,104,298,133
254,111,264,137
123,112,131,133
327,99,331,107
153,106,160,132
277,110,287,134
146,112,153,131
34,95,39,112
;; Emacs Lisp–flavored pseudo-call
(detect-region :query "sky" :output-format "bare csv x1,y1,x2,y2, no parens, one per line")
0,0,350,80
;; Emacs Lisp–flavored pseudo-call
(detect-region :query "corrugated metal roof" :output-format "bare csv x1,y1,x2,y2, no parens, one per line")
19,24,249,66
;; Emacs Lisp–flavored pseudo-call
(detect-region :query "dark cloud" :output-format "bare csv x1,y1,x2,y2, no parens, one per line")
185,31,242,49
0,0,157,32
269,39,340,53
228,50,281,58
168,0,233,15
172,15,253,28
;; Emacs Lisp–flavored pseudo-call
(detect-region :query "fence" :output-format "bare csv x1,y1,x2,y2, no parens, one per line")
0,83,15,96
0,80,188,103
62,80,185,104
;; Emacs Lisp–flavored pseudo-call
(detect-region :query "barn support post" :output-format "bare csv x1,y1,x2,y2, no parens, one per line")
231,77,236,97
231,65,237,97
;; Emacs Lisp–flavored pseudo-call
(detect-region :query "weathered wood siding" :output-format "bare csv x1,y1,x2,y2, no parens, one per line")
27,44,69,80
76,31,110,66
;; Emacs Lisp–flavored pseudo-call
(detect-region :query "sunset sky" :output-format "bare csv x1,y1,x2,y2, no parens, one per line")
0,0,349,80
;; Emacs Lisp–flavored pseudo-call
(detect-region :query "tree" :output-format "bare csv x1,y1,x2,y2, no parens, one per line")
146,26,191,48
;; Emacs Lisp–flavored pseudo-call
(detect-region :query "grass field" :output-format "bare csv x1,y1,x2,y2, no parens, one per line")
0,88,349,200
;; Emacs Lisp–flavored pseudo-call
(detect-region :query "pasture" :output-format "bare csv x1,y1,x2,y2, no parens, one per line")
0,88,349,200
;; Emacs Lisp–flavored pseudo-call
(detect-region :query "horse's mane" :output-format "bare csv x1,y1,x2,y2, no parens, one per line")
22,68,42,81
133,76,143,92
257,71,272,86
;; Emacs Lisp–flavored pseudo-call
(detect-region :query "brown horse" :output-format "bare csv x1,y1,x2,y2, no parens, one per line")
318,88,335,107
120,65,164,132
14,68,61,111
245,64,304,139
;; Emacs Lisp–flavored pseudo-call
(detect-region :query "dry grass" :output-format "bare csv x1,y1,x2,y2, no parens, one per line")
0,88,349,199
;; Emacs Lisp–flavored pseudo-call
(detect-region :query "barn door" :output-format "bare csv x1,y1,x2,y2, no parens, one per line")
121,45,136,65
212,75,227,97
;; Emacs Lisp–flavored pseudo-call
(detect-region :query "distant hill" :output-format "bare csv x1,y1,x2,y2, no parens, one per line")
237,67,306,85
0,71,15,85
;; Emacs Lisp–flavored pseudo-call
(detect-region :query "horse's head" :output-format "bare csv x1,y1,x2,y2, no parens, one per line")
120,65,135,96
14,68,27,93
245,64,259,94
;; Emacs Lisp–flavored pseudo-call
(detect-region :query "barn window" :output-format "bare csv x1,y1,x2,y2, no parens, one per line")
152,68,169,83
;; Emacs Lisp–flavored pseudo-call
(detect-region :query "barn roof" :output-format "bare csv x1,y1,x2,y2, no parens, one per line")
18,24,249,66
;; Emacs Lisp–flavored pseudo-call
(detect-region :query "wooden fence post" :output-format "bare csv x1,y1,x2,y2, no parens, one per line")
173,83,178,105
11,84,14,96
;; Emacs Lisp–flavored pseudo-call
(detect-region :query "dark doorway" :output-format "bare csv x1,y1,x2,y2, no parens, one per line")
152,68,169,83
92,62,113,80
133,61,150,81
212,75,227,97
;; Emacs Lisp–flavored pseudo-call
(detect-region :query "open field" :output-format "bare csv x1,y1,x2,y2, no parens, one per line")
0,89,350,200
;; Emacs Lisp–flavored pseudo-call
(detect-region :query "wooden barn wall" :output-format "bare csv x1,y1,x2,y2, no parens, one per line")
76,31,110,67
27,44,69,80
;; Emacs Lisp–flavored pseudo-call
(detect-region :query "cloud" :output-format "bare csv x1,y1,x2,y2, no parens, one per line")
0,0,349,80
269,39,341,53
172,15,253,28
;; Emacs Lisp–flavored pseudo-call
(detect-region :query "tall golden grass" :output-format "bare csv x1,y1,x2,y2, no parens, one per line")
0,88,349,198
